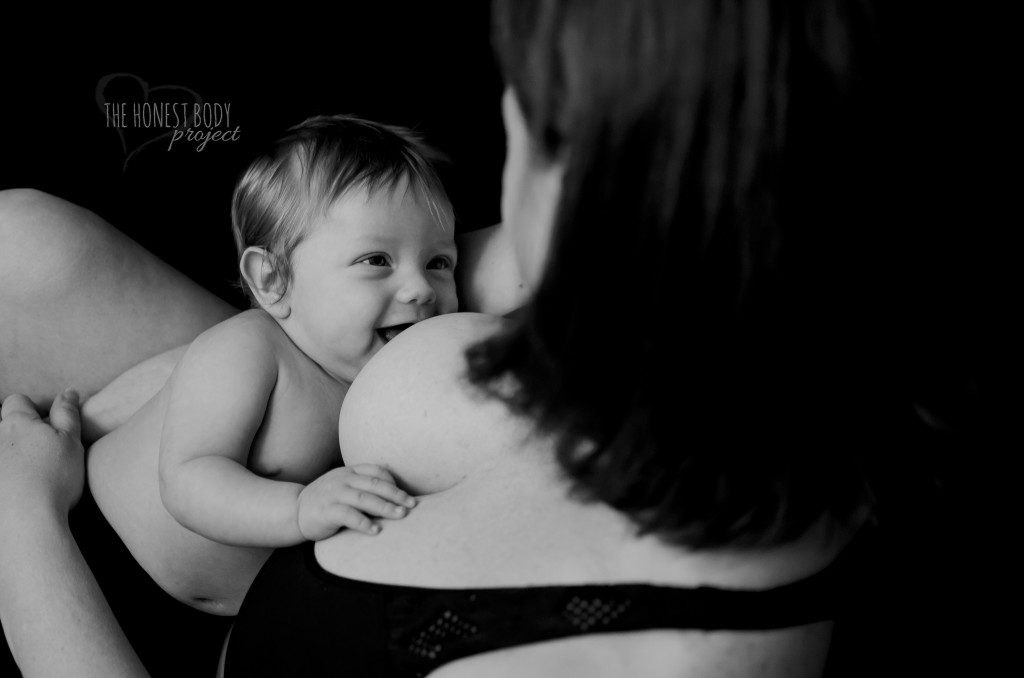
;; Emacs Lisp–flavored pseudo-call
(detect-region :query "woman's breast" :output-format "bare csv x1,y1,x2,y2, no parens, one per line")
336,314,522,496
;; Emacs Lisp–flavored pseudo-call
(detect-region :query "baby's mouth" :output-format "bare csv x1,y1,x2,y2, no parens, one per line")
376,323,415,344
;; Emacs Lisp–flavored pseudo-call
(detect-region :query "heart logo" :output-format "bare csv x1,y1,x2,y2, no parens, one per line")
95,73,204,172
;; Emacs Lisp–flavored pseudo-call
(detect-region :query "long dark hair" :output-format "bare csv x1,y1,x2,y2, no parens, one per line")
468,0,911,549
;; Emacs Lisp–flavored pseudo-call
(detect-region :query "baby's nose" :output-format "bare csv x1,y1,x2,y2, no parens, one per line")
396,271,437,305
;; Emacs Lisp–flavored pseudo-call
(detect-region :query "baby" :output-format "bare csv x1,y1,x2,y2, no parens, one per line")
85,115,459,616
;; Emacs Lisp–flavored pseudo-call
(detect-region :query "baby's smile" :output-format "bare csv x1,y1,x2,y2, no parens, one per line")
376,323,415,344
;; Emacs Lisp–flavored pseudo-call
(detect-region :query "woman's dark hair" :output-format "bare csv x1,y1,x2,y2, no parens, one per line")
470,0,905,549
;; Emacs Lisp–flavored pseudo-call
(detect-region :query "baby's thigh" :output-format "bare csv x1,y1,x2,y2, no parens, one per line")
0,189,236,407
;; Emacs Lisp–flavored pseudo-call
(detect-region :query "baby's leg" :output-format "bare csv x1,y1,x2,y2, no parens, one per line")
0,189,237,408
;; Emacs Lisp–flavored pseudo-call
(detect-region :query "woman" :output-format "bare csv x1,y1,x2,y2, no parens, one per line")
2,0,896,675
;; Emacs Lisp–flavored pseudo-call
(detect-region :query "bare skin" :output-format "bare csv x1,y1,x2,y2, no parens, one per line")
0,189,236,408
0,190,511,676
87,311,349,615
0,189,846,677
303,312,845,678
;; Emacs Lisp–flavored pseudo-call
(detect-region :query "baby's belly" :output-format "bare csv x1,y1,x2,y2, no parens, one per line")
86,390,271,616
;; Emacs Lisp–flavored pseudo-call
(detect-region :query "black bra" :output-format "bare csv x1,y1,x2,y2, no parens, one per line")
225,540,853,677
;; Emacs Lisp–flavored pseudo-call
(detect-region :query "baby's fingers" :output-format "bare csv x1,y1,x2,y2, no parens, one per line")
324,505,381,536
347,472,417,510
347,463,397,485
343,486,413,521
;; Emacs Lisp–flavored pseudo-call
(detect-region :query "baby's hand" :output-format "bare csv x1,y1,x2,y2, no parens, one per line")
297,464,416,540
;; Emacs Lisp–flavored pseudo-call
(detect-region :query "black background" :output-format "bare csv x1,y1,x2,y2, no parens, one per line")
1,6,505,310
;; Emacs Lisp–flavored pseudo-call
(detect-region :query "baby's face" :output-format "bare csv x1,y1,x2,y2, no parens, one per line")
281,176,458,383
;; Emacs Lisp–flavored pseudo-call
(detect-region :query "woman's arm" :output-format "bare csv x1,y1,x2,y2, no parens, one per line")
456,224,529,317
0,391,149,678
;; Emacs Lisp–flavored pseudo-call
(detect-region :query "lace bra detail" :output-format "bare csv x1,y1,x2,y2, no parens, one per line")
226,540,852,678
303,544,848,677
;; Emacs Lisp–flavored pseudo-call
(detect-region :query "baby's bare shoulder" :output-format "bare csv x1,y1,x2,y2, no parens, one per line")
162,310,289,409
183,310,289,365
199,309,282,344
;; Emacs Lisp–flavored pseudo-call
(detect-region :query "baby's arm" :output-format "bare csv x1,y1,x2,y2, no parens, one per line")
158,319,411,547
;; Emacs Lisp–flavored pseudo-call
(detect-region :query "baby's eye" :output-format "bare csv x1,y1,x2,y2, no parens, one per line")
359,255,390,267
427,256,453,271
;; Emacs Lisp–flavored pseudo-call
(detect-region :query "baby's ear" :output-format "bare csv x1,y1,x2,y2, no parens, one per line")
239,247,290,318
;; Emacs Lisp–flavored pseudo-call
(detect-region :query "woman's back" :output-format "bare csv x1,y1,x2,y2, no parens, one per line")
224,313,852,677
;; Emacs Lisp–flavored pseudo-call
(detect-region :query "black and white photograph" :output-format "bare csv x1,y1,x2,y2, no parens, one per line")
1,2,995,676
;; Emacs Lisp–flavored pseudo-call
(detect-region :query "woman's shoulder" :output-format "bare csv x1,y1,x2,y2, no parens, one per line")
428,624,833,678
339,313,517,494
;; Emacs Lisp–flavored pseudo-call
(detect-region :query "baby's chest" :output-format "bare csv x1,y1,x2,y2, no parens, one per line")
246,380,345,484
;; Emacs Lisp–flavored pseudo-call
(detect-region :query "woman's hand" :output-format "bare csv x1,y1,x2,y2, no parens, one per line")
0,389,151,677
0,389,85,520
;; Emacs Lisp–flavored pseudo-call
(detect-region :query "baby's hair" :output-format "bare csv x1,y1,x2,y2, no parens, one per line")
230,114,454,306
